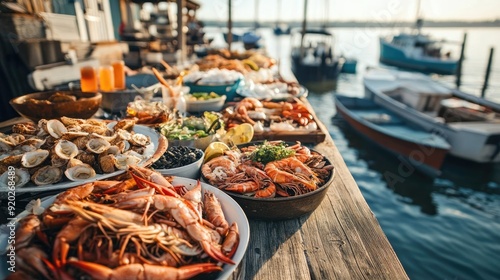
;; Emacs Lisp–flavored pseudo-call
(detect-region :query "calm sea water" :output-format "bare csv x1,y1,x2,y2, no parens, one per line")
207,26,500,279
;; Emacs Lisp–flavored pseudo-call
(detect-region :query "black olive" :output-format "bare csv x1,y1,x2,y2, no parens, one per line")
152,146,203,169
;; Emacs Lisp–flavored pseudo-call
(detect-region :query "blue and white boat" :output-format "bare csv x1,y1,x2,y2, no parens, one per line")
379,31,458,75
380,1,459,76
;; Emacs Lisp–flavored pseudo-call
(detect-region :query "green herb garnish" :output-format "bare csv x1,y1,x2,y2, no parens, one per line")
250,141,295,164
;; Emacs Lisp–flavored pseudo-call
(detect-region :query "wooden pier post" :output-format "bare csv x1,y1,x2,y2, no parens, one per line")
227,0,233,50
300,0,308,61
455,32,467,89
481,47,494,98
176,0,186,63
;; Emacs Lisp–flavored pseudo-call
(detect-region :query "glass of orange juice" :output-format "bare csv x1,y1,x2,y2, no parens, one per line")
99,65,114,92
112,60,126,90
80,66,98,92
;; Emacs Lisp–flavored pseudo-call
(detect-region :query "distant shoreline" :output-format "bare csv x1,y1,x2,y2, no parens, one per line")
203,20,500,29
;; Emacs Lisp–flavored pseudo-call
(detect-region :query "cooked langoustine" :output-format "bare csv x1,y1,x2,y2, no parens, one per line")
201,155,238,184
265,156,318,195
10,167,240,280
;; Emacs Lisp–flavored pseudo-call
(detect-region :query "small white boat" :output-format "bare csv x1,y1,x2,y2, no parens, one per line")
364,68,500,163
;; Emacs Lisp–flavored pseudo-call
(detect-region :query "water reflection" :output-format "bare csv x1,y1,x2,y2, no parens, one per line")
331,113,500,219
331,115,438,215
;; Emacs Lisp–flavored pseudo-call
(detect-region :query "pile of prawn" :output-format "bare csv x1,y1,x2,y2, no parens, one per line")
6,166,239,280
201,141,334,198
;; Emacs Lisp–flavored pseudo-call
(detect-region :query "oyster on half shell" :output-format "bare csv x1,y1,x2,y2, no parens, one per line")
86,138,112,154
0,168,30,188
54,140,79,159
114,154,142,170
130,133,151,147
21,149,49,168
46,119,68,139
31,165,63,185
65,163,96,181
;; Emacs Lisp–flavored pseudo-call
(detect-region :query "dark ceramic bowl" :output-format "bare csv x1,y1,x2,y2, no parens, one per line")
10,91,102,123
202,142,335,220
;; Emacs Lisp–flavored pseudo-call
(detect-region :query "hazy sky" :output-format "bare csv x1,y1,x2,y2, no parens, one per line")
194,0,500,22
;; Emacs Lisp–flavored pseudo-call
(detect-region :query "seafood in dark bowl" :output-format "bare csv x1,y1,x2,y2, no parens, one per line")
201,141,335,220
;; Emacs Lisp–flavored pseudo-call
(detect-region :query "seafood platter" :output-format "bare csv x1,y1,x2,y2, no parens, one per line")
201,140,335,220
152,145,205,179
0,167,250,279
196,51,276,73
237,79,307,100
0,117,167,193
222,97,326,144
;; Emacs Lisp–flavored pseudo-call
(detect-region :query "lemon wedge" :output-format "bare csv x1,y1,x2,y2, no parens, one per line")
204,142,230,163
222,123,254,146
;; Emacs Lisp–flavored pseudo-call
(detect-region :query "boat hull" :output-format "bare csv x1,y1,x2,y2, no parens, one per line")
341,59,357,74
274,25,291,35
335,95,449,176
379,39,458,75
223,32,242,43
364,72,500,163
291,56,343,93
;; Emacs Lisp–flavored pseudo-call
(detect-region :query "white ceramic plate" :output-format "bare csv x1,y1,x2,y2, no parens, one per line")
0,177,249,280
0,124,166,193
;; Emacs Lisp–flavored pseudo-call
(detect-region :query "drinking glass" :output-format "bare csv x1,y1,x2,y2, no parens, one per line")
80,66,98,92
99,66,114,92
112,60,126,90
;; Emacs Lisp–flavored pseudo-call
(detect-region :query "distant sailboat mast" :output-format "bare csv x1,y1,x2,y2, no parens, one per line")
415,0,423,34
254,0,259,30
322,0,329,29
276,0,281,27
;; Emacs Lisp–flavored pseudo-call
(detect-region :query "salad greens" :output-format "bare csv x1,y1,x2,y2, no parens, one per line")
250,141,295,165
188,92,221,101
158,112,224,140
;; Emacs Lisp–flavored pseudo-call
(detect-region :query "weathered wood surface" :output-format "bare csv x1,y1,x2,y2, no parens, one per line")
228,103,409,280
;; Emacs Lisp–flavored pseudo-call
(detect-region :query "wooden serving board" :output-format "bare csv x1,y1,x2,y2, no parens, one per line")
252,116,326,143
224,97,326,144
